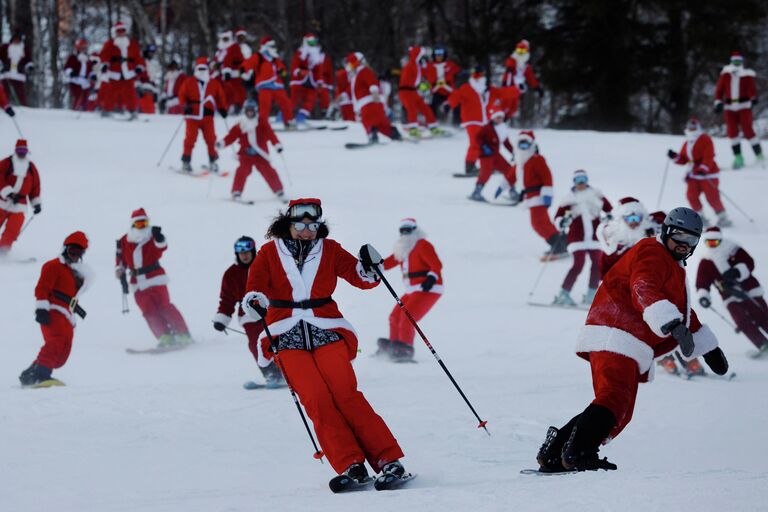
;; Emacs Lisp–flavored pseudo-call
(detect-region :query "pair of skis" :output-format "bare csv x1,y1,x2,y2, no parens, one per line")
329,472,416,493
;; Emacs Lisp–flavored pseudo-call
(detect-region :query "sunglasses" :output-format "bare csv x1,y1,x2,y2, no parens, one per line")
705,239,721,248
399,227,416,234
292,221,321,232
518,140,532,150
669,230,700,247
133,219,149,229
235,240,255,253
624,214,643,224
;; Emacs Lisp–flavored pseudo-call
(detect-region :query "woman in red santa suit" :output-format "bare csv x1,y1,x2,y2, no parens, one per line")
0,139,42,255
19,231,91,387
378,218,443,362
345,52,401,143
535,208,728,473
115,208,192,348
242,198,409,488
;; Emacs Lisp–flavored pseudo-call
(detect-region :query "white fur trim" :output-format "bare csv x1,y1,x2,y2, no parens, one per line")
734,263,750,281
134,274,168,291
575,324,655,374
567,240,601,252
405,283,444,294
30,197,41,207
35,300,50,310
213,313,232,326
686,325,719,360
153,237,167,250
0,185,12,198
256,338,273,367
49,304,77,326
427,271,439,280
642,299,682,338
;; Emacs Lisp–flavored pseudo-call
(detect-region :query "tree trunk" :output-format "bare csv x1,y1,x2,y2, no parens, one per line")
49,0,62,108
193,0,212,56
127,0,158,43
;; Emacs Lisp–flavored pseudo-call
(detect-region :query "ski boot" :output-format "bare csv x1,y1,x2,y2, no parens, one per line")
464,161,479,177
469,184,487,202
582,287,597,305
157,334,177,348
536,426,569,472
657,355,679,375
716,211,733,228
375,460,414,490
329,463,372,493
344,463,370,483
181,156,193,173
296,111,310,130
174,333,194,346
100,110,112,118
545,233,568,259
368,128,379,144
128,110,138,121
284,119,297,131
430,126,444,137
389,340,415,362
408,127,422,139
684,357,706,377
232,191,242,201
732,153,745,170
276,190,288,204
19,362,53,387
375,338,392,358
561,404,618,472
553,288,577,306
208,158,220,174
261,363,286,389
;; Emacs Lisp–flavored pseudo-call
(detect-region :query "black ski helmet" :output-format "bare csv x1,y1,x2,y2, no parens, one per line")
243,99,258,118
660,207,703,261
234,235,257,264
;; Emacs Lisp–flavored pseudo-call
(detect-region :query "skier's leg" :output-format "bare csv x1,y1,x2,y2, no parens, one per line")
317,87,331,111
125,79,139,112
464,125,481,171
182,119,199,162
254,158,284,193
154,285,190,336
476,157,494,186
290,84,303,111
702,178,725,213
396,292,440,344
244,321,263,363
728,302,767,348
35,312,74,370
258,89,273,123
399,91,419,130
529,205,558,241
589,351,637,440
275,89,295,123
561,251,586,292
0,212,24,250
587,250,601,289
685,180,703,213
201,117,218,162
417,96,438,128
232,157,253,195
134,288,171,339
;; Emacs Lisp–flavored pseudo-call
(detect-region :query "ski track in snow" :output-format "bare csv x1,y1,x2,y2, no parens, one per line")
1,108,767,511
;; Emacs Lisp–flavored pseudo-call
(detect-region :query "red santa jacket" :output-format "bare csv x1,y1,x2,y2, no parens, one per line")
578,238,718,379
245,238,380,363
476,122,514,157
243,54,287,90
214,263,257,326
447,83,508,127
555,187,612,251
674,134,719,180
99,37,143,81
215,43,244,79
502,58,539,92
515,154,552,208
383,238,444,294
0,155,41,213
424,60,461,96
162,71,187,110
35,256,89,326
221,118,280,158
335,69,352,105
313,54,334,89
178,76,227,119
116,232,168,291
697,241,762,306
0,41,32,81
399,47,427,90
715,65,757,112
64,53,93,89
350,65,383,113
290,49,332,88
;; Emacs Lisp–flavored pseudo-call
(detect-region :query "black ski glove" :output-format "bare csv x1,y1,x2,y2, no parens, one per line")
151,226,165,243
714,102,724,114
662,319,694,357
213,321,227,332
667,149,678,159
358,244,382,272
699,296,711,308
421,275,437,292
33,204,41,215
703,347,729,375
721,268,740,282
5,106,14,117
8,192,22,204
184,105,193,115
35,309,50,325
219,109,228,118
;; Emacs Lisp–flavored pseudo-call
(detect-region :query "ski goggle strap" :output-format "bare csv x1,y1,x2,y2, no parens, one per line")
668,228,700,247
623,214,643,224
235,240,255,253
288,203,322,220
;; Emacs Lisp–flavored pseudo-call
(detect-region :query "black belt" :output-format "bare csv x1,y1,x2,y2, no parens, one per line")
270,297,332,309
399,86,417,91
724,97,753,104
407,271,429,278
52,290,87,319
131,262,160,277
520,185,542,196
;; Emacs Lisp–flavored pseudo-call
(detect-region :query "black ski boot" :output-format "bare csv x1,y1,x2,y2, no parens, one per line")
375,337,392,357
260,362,286,389
19,362,52,387
368,128,379,144
375,460,414,490
390,126,402,141
389,340,414,362
546,233,568,256
536,415,580,472
561,404,618,472
329,463,372,493
464,161,479,177
181,155,193,173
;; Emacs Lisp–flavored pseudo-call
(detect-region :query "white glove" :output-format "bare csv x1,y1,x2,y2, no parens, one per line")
242,291,269,320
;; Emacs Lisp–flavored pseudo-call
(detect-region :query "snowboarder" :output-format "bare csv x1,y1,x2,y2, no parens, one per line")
424,46,461,123
63,39,93,111
217,99,285,202
668,117,731,227
345,52,402,143
697,227,768,357
98,22,144,118
714,52,763,169
242,198,409,488
398,46,440,138
242,36,295,129
535,207,728,473
159,60,186,114
0,139,41,255
0,31,34,105
19,231,91,387
290,34,333,124
469,106,518,202
214,30,246,114
177,57,228,173
213,236,284,387
115,208,192,348
552,170,612,306
597,197,653,277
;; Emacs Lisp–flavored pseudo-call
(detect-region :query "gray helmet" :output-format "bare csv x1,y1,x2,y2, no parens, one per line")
661,207,703,261
243,99,258,115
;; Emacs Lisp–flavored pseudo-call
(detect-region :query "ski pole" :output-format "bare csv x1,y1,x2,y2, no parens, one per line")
706,305,739,332
528,223,568,298
221,324,247,336
370,257,490,435
11,115,25,138
715,185,754,224
279,152,294,186
156,116,184,167
260,318,324,462
656,158,670,209
18,211,35,236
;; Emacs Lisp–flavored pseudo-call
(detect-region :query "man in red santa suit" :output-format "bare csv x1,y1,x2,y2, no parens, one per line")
697,227,768,357
0,139,41,255
217,99,285,202
552,170,612,306
345,52,402,143
235,28,252,59
159,60,186,114
377,218,443,362
502,40,542,97
334,67,355,122
242,198,410,488
290,34,333,125
213,236,285,387
242,36,295,129
19,231,90,387
178,57,228,173
115,208,192,348
0,31,34,105
469,106,518,203
714,52,763,169
63,39,93,111
399,46,440,138
668,117,731,227
424,46,461,123
215,30,246,114
99,22,144,118
535,207,728,473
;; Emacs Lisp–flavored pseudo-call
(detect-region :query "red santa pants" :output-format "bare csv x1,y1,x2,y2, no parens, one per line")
224,79,247,110
464,125,482,164
183,116,218,160
340,103,355,121
562,250,601,291
360,103,394,138
725,109,757,143
232,155,283,195
138,92,156,114
2,79,26,105
278,341,404,474
0,210,24,250
104,79,138,112
399,90,437,129
318,87,331,110
389,291,441,344
134,285,190,338
589,351,639,440
728,297,768,349
290,84,317,116
68,84,89,111
686,178,724,214
529,205,558,241
258,88,294,124
245,321,265,363
477,154,516,186
35,312,74,369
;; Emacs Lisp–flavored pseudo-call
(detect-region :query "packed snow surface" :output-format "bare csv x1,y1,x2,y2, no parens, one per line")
2,108,767,511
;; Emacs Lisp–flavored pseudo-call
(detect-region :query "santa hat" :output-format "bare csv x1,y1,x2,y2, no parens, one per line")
235,28,248,37
64,231,89,249
616,196,647,218
75,38,88,50
731,51,744,61
260,36,275,48
131,208,149,222
702,226,723,242
488,106,505,120
303,33,318,44
470,65,486,78
649,210,667,225
399,218,418,230
517,130,535,144
345,52,365,69
194,57,209,68
573,169,588,182
111,21,127,38
515,39,530,53
15,139,29,154
218,30,233,39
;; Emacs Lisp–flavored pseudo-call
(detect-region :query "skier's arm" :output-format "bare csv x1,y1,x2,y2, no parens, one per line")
245,248,271,296
382,254,399,271
695,260,716,308
214,270,236,326
420,241,442,278
630,244,681,338
34,261,57,311
335,241,380,289
221,124,240,147
731,247,755,279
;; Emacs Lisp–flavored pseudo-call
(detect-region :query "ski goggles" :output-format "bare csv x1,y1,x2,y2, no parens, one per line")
235,240,255,253
15,147,28,156
292,221,321,233
573,175,588,185
288,203,322,220
399,226,416,235
623,214,643,225
434,48,446,56
515,47,529,56
705,239,722,248
305,38,319,47
517,140,532,150
132,219,149,229
668,229,700,247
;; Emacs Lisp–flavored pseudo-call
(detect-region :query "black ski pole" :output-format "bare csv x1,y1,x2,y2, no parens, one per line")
221,324,247,336
656,158,670,209
11,115,25,138
116,240,130,314
368,251,490,435
156,116,184,167
707,304,739,333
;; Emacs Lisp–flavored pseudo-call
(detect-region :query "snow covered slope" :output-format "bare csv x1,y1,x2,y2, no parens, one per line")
1,109,767,511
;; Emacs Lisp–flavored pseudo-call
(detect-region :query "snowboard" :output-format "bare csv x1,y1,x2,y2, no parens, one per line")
520,468,577,476
329,475,374,493
374,472,417,491
527,301,590,312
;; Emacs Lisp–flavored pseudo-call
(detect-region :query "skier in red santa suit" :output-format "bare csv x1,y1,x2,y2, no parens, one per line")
424,46,461,122
136,44,161,114
115,208,192,348
468,106,518,203
714,52,763,169
697,227,768,357
668,117,731,227
215,30,246,114
160,60,186,114
99,22,144,118
242,198,409,486
0,31,34,105
535,207,728,473
63,39,93,111
502,40,542,97
213,236,285,387
290,34,333,124
235,28,252,59
242,36,295,129
399,46,440,137
377,218,443,362
0,139,41,255
345,52,402,143
334,67,355,122
19,231,91,387
178,57,228,173
217,99,285,202
596,197,653,277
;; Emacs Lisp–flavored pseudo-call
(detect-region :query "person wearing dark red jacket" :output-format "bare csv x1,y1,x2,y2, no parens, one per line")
502,40,542,96
399,46,439,137
0,139,42,254
63,39,93,111
19,231,91,387
213,236,285,386
469,106,517,202
0,83,13,117
217,99,285,201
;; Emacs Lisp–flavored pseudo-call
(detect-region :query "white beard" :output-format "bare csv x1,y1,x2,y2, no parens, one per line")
514,145,535,167
513,53,529,65
70,260,94,294
240,115,258,132
8,42,24,65
703,239,738,273
392,229,426,262
11,154,30,178
114,36,130,55
218,40,232,51
194,69,210,82
685,129,701,148
469,76,486,94
127,227,151,244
